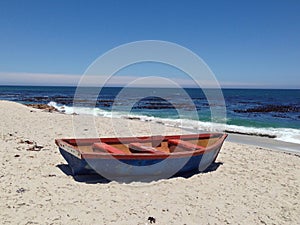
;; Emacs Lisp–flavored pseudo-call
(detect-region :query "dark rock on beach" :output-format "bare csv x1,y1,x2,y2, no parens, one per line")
27,144,44,151
16,188,26,193
23,140,34,145
26,104,58,112
148,216,156,224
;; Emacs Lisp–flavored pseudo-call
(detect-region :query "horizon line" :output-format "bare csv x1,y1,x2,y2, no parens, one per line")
0,71,299,89
0,84,299,90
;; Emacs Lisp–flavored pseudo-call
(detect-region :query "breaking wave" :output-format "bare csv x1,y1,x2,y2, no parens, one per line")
48,101,300,145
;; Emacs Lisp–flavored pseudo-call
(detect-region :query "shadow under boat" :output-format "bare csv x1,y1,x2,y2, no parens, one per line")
56,161,223,184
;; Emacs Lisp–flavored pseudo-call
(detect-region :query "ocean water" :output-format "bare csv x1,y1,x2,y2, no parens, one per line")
0,86,299,144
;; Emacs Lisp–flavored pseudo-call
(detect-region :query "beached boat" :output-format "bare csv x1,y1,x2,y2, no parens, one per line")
55,133,227,181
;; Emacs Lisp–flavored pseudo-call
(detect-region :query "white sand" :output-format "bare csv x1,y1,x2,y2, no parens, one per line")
0,100,299,224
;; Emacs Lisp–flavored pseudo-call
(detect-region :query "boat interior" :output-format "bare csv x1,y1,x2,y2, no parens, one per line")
59,134,225,155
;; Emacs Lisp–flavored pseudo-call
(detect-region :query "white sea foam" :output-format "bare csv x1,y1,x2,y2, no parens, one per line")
49,102,300,145
151,118,300,144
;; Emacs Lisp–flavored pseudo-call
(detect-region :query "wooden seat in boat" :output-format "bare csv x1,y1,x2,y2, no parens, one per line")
168,139,203,152
92,142,125,154
129,142,164,154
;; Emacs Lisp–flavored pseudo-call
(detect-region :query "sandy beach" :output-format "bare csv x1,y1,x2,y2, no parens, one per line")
0,100,299,224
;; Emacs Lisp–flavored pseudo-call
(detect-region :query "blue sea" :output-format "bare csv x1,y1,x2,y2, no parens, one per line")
0,86,299,144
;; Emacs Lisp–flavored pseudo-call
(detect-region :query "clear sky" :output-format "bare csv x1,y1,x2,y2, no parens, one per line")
0,0,299,88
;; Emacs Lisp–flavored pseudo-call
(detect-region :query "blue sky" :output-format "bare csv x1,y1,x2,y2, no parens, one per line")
0,0,299,88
